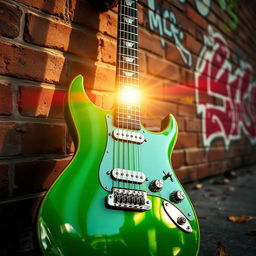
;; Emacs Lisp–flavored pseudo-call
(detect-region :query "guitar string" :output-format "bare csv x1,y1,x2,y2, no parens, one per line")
127,0,132,191
122,0,126,190
117,0,122,190
131,1,136,191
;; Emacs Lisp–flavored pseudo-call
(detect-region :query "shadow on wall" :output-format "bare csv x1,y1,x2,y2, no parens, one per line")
0,0,118,255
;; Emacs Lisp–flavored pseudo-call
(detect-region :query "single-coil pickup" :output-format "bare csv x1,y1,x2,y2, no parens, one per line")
111,168,146,184
106,188,152,211
112,129,145,144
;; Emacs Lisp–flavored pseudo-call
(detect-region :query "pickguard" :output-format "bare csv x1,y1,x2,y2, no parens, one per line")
99,114,195,222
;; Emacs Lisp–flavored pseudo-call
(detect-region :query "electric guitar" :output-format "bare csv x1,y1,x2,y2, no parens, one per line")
37,0,200,255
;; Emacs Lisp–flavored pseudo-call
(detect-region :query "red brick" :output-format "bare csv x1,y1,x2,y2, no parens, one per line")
102,93,114,109
196,163,214,179
0,163,9,198
142,99,177,120
178,103,196,117
164,84,195,103
185,33,201,55
0,2,22,38
100,38,116,65
140,74,164,100
99,11,118,38
208,147,227,161
175,165,197,183
0,41,67,84
176,133,197,148
94,65,116,91
20,123,66,155
171,150,185,169
17,0,66,17
0,122,21,156
138,4,144,25
139,51,146,73
147,55,180,81
141,118,162,131
185,119,201,132
69,0,100,29
187,6,207,30
70,0,117,38
0,122,66,156
66,132,75,154
0,83,12,115
24,13,99,61
185,148,207,165
67,60,115,91
18,86,65,118
165,42,184,66
176,117,185,131
14,158,71,195
139,29,164,56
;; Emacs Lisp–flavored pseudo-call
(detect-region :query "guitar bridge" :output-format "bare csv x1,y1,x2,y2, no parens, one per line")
106,188,152,211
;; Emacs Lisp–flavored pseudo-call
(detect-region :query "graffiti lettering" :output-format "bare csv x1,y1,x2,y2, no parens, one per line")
195,26,256,149
147,0,192,66
178,0,238,31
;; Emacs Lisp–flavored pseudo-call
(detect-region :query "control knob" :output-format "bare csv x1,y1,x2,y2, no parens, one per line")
149,179,163,192
171,190,184,203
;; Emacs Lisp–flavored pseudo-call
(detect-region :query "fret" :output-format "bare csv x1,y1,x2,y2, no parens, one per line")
118,61,139,66
118,75,139,81
118,45,139,50
119,30,138,36
120,21,138,29
115,121,141,126
120,4,138,12
118,53,138,58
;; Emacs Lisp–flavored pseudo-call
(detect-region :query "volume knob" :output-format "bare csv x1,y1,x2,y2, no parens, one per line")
171,190,184,203
149,179,163,192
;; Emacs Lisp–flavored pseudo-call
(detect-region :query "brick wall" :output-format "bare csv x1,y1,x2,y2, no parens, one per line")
0,0,256,253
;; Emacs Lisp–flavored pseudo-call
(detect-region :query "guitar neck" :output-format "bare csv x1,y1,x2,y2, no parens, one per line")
115,0,140,130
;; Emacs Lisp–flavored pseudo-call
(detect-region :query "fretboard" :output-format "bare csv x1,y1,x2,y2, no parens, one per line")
115,0,140,130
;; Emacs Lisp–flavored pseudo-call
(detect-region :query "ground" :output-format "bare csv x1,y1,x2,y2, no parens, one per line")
186,166,256,256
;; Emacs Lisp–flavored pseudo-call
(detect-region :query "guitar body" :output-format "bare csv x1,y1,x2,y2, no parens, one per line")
37,75,200,256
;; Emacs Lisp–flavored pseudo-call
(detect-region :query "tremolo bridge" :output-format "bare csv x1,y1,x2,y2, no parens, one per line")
106,188,152,211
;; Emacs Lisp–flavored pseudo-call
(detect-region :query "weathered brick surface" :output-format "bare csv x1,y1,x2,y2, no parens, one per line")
0,83,12,115
18,85,65,118
24,13,100,60
0,2,22,38
147,55,180,81
20,123,66,155
14,158,71,195
17,0,66,17
0,41,67,84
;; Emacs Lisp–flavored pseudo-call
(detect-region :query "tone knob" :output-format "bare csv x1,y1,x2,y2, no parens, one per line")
171,190,184,203
177,216,187,225
149,179,164,192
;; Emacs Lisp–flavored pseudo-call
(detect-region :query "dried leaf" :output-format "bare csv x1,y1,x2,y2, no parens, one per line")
217,241,228,256
246,230,256,236
194,183,203,190
227,215,253,223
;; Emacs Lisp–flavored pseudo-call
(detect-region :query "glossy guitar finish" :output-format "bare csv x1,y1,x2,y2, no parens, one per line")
37,75,200,256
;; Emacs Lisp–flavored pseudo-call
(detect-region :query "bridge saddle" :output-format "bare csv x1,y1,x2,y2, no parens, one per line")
106,188,152,211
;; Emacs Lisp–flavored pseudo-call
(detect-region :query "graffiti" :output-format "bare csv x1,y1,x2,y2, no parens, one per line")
195,26,256,149
219,0,238,32
178,0,238,31
178,0,211,17
147,0,192,66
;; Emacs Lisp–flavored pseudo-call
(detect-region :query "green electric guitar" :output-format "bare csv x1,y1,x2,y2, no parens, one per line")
37,0,200,255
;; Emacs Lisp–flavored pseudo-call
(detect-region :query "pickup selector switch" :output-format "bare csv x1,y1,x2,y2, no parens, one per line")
171,190,185,203
149,179,163,192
